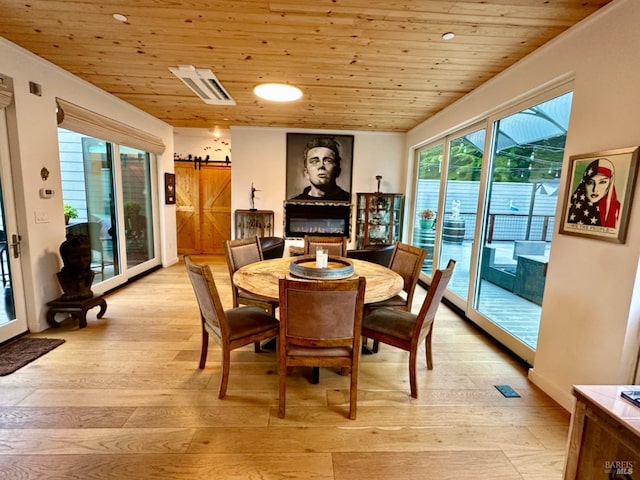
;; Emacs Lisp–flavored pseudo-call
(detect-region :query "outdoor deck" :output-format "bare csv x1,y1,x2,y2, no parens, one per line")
432,240,546,349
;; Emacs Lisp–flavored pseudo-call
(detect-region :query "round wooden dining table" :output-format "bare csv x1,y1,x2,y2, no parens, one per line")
233,256,403,304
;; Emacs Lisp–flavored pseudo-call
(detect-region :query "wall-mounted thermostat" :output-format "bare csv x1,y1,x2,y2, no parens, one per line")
39,188,54,199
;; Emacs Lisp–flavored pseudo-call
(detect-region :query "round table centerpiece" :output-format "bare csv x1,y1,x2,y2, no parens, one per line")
289,255,355,280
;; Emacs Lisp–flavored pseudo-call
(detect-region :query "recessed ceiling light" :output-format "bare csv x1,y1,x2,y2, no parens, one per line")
254,83,302,102
113,13,128,22
442,32,455,41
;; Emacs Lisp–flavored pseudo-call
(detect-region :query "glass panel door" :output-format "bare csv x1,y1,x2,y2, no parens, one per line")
120,146,154,267
439,128,485,305
0,106,27,342
473,92,572,359
60,130,120,283
413,143,443,276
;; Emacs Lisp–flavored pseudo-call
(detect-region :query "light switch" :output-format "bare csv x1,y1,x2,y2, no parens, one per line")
34,210,50,224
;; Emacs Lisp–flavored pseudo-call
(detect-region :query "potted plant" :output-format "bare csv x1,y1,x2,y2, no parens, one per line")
419,209,435,230
63,203,78,225
124,201,142,217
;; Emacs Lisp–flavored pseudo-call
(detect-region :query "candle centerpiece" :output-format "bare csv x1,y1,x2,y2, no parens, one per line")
289,255,354,280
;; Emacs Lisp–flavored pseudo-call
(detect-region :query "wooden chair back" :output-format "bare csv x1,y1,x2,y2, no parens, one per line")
388,242,427,310
224,236,264,274
184,255,229,349
303,235,348,257
413,259,456,343
223,237,277,314
278,276,366,419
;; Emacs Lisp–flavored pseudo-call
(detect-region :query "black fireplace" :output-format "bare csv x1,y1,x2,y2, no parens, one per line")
284,201,352,239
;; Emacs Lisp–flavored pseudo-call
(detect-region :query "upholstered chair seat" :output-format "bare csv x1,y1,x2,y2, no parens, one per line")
362,307,416,342
225,306,280,341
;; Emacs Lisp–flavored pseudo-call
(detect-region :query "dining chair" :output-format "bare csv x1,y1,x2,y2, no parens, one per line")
184,255,279,399
361,259,455,398
365,242,426,313
346,244,395,267
223,236,279,315
303,235,348,257
278,276,366,419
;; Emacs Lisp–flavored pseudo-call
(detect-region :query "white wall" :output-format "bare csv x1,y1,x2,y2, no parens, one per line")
230,126,405,250
0,38,176,333
407,0,640,409
173,127,231,161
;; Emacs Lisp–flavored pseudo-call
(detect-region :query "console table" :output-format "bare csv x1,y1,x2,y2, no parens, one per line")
46,295,107,329
564,385,640,479
234,209,274,239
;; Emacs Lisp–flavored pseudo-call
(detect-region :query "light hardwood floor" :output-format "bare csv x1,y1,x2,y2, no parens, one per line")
0,255,571,479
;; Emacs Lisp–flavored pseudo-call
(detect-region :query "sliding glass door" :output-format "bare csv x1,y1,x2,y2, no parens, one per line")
59,132,119,283
472,92,571,361
120,146,155,268
59,128,158,290
412,89,573,364
413,144,443,276
438,128,485,307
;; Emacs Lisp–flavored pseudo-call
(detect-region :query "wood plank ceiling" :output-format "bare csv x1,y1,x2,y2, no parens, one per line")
1,0,613,133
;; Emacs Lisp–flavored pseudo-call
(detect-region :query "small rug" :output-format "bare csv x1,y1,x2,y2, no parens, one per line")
0,337,65,376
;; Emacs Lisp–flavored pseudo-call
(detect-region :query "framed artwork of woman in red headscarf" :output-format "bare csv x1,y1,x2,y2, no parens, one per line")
560,146,639,243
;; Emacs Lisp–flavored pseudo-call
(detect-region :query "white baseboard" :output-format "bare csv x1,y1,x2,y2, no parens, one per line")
528,367,575,412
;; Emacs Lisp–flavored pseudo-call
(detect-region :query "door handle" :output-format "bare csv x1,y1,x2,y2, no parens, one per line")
10,234,20,258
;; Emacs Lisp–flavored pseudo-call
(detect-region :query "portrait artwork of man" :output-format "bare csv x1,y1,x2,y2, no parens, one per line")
286,133,353,202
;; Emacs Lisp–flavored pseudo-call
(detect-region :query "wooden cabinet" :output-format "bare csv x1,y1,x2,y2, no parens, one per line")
564,385,640,480
355,193,403,248
234,210,274,239
175,163,231,255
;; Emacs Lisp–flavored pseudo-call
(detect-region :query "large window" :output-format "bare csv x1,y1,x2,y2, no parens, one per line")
411,90,573,363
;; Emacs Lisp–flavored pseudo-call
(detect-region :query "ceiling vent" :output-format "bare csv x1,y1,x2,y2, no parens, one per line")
169,65,236,105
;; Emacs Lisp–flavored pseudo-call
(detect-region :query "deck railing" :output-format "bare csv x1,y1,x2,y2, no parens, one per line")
430,213,554,243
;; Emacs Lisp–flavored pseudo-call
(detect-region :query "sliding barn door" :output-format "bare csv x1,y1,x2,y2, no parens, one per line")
176,163,230,254
199,165,231,253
